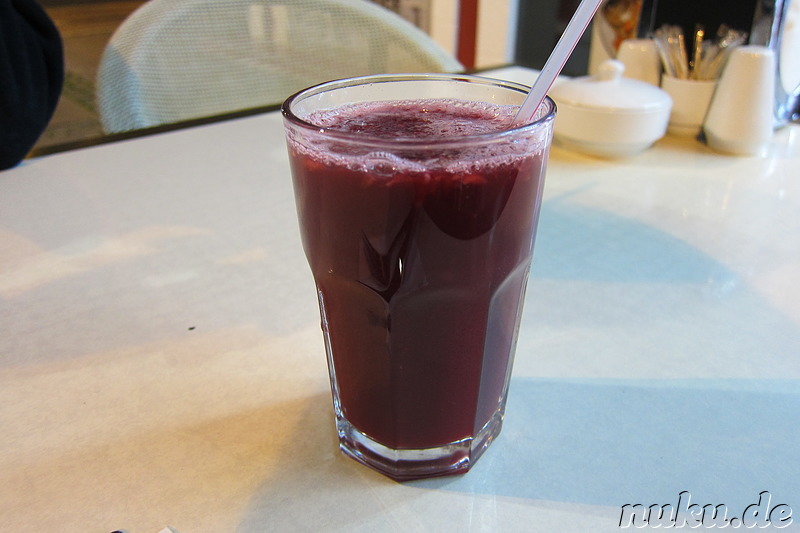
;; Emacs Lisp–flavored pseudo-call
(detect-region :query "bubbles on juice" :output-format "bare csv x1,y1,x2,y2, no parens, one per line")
361,151,427,176
288,98,550,177
309,99,517,138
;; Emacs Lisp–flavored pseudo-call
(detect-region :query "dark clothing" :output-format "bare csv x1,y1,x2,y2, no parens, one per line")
1,0,64,170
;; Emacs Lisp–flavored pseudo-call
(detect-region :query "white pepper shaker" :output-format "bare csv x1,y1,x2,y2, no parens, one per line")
703,45,776,156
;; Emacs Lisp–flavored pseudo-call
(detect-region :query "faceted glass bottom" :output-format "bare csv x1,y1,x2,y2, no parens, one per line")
336,410,504,481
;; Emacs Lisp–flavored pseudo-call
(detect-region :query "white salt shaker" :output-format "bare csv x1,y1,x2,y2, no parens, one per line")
703,45,776,156
617,38,662,87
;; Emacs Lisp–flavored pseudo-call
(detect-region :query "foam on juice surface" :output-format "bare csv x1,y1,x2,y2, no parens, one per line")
290,99,548,176
309,99,517,138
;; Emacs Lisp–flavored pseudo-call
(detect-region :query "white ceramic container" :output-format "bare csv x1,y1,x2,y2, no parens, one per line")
661,76,718,137
550,59,673,158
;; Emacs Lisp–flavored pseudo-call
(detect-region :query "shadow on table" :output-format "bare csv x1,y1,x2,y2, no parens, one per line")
410,377,800,512
234,379,798,531
531,196,732,284
517,195,800,376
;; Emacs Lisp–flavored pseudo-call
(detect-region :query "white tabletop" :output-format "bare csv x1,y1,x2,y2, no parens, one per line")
2,67,799,532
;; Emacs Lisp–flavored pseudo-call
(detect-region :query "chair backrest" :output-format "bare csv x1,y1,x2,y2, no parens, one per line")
96,0,463,133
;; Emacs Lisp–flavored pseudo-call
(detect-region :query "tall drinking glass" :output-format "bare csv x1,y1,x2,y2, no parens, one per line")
282,74,556,480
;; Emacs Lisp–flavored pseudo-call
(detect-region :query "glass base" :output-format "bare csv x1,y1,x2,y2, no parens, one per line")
336,411,504,481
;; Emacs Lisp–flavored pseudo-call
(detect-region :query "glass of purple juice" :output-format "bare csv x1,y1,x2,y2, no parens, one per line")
281,74,555,480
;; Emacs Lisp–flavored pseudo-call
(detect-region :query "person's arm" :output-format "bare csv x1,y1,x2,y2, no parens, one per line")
1,0,64,170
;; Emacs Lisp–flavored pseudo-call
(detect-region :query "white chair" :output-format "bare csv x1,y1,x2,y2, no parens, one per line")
96,0,463,133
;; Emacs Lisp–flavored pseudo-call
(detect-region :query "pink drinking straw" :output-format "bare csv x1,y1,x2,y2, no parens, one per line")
513,0,605,125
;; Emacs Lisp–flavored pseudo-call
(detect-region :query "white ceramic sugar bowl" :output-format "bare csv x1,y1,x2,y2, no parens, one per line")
549,59,672,158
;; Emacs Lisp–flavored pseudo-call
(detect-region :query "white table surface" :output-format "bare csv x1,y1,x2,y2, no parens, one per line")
2,67,799,532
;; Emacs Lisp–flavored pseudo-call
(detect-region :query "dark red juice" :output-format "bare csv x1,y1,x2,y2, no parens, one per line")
286,99,549,452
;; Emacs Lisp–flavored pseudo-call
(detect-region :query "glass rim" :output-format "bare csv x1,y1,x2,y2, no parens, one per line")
281,73,556,147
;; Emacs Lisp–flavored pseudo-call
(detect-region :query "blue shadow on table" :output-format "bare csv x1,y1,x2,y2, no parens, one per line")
410,378,800,512
531,198,732,284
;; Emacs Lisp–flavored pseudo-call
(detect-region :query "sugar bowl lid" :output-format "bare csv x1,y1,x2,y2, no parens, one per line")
551,59,671,113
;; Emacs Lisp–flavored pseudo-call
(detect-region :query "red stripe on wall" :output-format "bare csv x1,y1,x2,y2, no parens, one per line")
457,0,479,69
